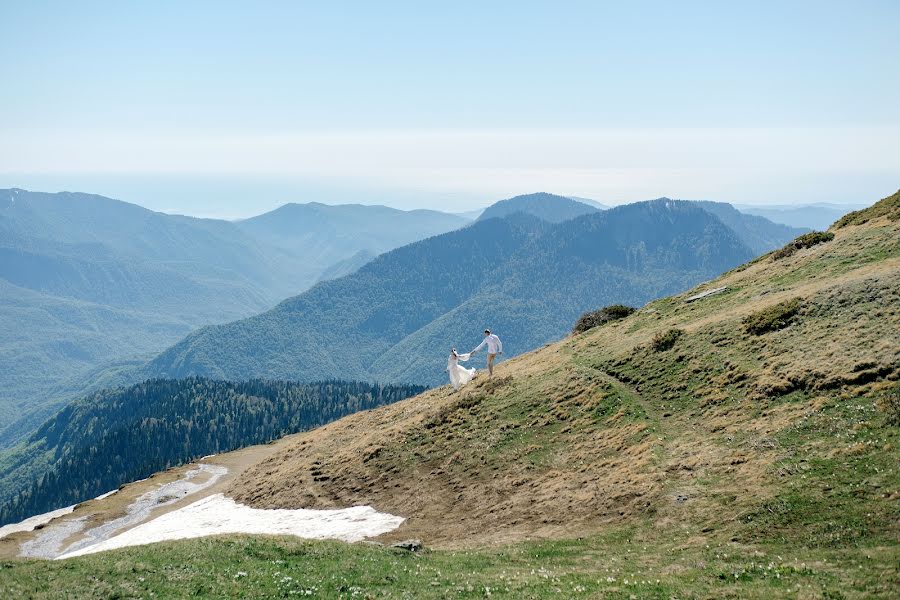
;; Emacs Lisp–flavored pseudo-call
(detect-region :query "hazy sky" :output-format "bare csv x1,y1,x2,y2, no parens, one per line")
1,1,898,217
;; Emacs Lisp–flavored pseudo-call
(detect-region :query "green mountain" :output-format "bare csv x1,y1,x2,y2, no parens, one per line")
476,192,600,223
692,199,808,254
0,189,468,446
236,201,470,278
141,200,758,387
315,249,377,283
0,378,424,526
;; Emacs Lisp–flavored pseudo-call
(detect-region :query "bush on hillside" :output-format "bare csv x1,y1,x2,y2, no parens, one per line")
771,231,835,261
652,328,683,351
572,304,636,334
743,298,802,335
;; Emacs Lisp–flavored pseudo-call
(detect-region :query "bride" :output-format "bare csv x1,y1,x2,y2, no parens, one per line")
447,348,476,391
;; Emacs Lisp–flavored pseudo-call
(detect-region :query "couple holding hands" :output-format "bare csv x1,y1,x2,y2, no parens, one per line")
447,329,503,391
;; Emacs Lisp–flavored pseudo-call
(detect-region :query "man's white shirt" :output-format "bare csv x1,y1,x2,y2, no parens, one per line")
474,334,502,354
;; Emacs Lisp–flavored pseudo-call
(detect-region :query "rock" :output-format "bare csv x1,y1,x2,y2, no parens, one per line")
685,286,727,303
391,539,423,552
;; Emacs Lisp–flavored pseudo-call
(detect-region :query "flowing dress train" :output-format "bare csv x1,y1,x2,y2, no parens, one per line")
447,352,476,391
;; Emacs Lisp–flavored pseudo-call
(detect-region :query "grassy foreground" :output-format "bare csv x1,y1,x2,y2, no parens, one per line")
1,529,896,599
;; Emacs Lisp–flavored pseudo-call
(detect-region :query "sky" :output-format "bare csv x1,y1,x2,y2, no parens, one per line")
1,1,898,218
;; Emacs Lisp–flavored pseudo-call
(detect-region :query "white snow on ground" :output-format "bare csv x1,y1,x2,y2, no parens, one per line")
94,489,119,501
0,505,76,540
19,516,88,559
58,494,405,559
0,488,118,541
19,464,227,558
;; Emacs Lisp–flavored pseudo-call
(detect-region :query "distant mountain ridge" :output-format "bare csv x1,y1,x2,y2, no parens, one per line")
236,201,469,277
138,199,760,388
734,202,865,230
686,200,808,254
477,192,600,223
0,189,470,446
0,189,805,447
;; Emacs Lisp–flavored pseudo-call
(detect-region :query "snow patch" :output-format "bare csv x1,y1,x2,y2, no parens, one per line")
18,464,226,558
52,464,227,558
94,488,119,501
20,517,87,559
58,494,405,559
0,505,76,541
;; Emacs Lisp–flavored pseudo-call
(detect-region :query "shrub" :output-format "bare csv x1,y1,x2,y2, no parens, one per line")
572,304,636,334
743,298,802,335
651,328,683,351
771,231,835,260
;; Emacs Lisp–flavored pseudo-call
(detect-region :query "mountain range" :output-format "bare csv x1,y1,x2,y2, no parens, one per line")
0,190,806,448
2,191,896,598
0,189,468,444
135,198,799,388
735,202,866,230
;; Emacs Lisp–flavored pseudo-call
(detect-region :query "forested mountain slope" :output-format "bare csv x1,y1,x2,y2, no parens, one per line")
0,189,468,446
692,200,808,254
0,189,290,437
476,192,599,223
0,378,424,525
142,200,757,386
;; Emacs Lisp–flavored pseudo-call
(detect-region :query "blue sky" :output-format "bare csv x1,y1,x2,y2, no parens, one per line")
1,1,898,217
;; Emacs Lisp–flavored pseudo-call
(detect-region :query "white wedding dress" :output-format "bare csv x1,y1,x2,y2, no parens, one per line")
447,352,476,391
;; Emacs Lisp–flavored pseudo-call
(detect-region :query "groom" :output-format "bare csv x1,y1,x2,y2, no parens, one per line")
471,329,503,377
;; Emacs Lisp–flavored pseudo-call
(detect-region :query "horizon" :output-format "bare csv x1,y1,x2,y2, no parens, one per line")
2,186,876,222
2,2,899,217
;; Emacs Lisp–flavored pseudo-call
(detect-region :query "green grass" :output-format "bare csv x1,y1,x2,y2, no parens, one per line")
742,298,802,335
739,391,900,549
651,328,684,352
1,529,896,599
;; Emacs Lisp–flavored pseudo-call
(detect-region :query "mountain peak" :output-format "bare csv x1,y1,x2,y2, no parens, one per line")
477,192,600,224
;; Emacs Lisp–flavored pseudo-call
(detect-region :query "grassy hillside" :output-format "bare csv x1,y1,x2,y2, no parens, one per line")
226,192,898,546
1,192,897,598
